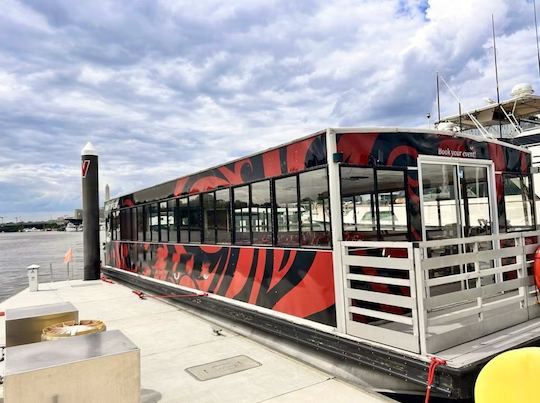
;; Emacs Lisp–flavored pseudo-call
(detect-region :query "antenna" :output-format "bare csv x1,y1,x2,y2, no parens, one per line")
535,0,540,82
492,14,502,139
438,75,492,139
436,72,441,122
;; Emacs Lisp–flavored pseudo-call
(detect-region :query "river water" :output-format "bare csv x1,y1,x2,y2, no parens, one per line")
0,231,100,302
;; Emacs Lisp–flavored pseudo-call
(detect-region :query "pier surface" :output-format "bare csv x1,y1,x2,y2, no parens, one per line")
0,279,393,402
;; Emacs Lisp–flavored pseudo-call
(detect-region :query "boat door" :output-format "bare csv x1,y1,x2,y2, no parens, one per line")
419,157,496,241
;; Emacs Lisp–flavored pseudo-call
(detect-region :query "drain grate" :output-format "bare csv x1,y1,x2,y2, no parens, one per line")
185,355,261,381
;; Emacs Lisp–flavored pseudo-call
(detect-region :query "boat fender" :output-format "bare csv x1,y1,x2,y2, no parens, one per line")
534,246,540,290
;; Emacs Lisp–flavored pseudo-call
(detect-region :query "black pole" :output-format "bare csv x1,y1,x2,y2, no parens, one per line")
81,142,100,280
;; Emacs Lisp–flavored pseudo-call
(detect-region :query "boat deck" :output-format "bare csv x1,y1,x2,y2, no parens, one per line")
437,316,540,368
0,279,393,403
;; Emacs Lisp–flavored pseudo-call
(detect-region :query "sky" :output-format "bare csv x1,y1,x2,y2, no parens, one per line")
0,0,539,222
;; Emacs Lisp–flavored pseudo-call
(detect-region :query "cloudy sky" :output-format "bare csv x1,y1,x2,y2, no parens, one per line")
0,0,539,222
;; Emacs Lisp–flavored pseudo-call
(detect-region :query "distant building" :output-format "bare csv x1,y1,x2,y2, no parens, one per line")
74,209,83,220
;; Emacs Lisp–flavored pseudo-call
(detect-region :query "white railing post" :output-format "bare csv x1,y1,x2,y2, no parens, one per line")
517,234,527,310
413,245,428,355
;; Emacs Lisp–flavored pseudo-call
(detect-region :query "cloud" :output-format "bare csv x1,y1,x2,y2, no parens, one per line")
0,0,539,221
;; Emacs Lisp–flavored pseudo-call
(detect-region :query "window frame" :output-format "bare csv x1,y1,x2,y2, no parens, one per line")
340,164,410,242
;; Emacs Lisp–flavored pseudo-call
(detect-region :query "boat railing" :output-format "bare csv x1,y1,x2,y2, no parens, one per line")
340,230,540,355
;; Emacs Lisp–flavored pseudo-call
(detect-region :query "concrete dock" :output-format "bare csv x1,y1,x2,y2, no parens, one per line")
0,279,394,403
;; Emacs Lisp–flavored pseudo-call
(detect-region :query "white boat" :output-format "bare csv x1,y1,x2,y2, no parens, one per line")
440,82,540,212
65,222,78,232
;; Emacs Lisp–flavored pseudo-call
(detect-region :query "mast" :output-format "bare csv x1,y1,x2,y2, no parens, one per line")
492,14,502,139
436,72,441,123
535,0,540,82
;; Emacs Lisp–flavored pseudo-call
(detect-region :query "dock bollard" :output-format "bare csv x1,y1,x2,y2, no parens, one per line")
27,264,40,292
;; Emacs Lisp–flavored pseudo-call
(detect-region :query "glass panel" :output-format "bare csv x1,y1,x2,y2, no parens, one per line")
120,209,131,240
422,164,460,240
300,169,331,246
160,202,168,242
459,166,491,237
137,206,144,241
376,170,408,241
131,208,137,241
168,199,177,243
341,167,377,240
275,175,299,246
150,204,159,241
203,193,216,244
504,174,535,231
111,211,117,240
144,205,152,241
215,189,231,244
179,198,189,242
189,195,202,243
234,185,250,245
251,181,272,245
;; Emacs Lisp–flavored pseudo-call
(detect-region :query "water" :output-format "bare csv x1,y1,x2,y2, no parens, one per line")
0,231,92,302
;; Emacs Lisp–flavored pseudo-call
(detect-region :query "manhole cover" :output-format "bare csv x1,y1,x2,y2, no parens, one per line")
185,355,261,381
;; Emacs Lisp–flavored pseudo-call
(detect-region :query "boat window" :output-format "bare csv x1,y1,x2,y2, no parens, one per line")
111,211,118,240
137,206,144,241
178,197,189,242
341,167,408,241
503,174,535,232
275,175,300,246
215,189,231,244
341,167,377,240
167,199,177,243
144,205,151,241
203,192,216,244
120,209,131,241
251,180,272,245
459,166,491,237
160,202,168,242
421,164,460,240
132,207,138,240
150,204,159,241
188,195,202,243
233,185,251,245
376,170,408,241
300,168,331,246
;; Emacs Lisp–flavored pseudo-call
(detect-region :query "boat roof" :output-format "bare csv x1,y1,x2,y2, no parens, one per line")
442,94,540,129
105,127,529,207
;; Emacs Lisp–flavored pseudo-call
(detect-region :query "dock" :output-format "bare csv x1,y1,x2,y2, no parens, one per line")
0,279,394,402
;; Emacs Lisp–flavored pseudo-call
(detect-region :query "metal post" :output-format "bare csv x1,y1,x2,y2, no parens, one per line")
81,142,100,280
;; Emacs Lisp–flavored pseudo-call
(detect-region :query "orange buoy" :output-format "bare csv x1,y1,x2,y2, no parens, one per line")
534,246,540,290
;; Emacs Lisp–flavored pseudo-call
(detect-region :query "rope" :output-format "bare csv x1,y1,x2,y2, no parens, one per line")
132,290,208,300
425,356,447,403
0,311,4,317
100,275,114,284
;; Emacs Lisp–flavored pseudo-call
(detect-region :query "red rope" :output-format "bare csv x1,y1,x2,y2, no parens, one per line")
100,275,115,284
0,311,4,317
132,290,208,300
425,356,446,403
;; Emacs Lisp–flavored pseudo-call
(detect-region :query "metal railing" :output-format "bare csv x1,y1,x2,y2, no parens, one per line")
341,230,540,354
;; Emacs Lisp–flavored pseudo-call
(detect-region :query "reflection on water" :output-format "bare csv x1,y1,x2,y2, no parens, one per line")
0,231,104,302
